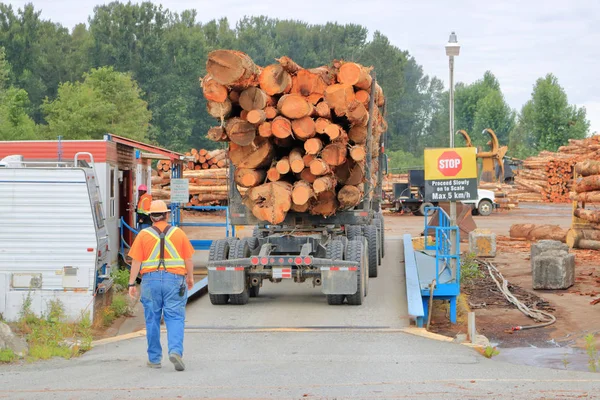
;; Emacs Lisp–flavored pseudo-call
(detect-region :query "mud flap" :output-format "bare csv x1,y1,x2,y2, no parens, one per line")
321,267,358,295
207,267,245,294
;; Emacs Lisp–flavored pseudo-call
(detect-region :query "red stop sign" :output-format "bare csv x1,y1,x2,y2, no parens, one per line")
438,151,463,177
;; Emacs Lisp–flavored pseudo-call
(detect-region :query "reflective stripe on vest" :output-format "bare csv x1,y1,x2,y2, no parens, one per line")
140,226,186,272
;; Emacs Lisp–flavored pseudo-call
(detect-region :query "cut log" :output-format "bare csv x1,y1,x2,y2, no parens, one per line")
291,68,333,104
276,157,291,175
574,208,600,223
570,191,600,203
348,125,367,144
240,110,249,120
304,137,324,155
291,202,310,213
303,154,315,167
313,175,336,194
299,167,317,183
289,148,305,173
247,109,267,125
198,149,208,156
337,185,363,209
225,117,256,146
206,98,232,119
229,137,274,169
264,106,278,119
374,83,385,107
337,62,372,90
309,190,338,217
183,169,228,179
324,123,343,140
346,100,369,126
277,94,313,119
574,175,600,193
566,228,600,248
355,90,370,106
200,75,228,103
207,126,228,142
292,180,314,205
575,160,600,177
271,116,293,139
324,84,355,116
258,64,292,96
267,167,281,182
276,56,302,74
309,158,331,176
321,142,347,166
243,181,292,224
216,159,228,168
314,102,331,119
229,90,240,103
509,224,567,242
349,145,366,162
206,49,260,87
235,168,266,188
291,116,316,140
315,118,331,134
239,87,269,111
258,121,273,138
345,161,365,186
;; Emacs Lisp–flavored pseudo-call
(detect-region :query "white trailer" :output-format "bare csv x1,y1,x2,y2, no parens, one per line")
0,154,111,322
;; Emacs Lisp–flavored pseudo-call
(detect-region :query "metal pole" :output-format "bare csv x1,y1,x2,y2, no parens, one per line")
449,55,457,279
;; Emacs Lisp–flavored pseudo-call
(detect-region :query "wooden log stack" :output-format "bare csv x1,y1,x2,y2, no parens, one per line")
478,182,519,210
567,159,600,250
513,135,600,203
200,50,387,224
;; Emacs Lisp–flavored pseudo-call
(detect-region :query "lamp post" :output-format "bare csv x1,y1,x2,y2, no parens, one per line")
445,32,460,279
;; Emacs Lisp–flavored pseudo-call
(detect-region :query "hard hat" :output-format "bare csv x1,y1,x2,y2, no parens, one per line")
149,200,169,214
138,184,148,191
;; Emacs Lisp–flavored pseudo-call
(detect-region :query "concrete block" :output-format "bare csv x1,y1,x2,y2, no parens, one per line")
468,229,496,258
532,250,575,290
531,240,569,270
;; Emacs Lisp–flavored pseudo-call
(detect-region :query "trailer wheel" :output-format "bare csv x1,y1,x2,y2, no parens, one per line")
371,222,382,267
325,240,345,305
364,225,378,278
345,240,364,306
252,226,267,239
418,202,435,217
346,225,362,240
241,237,259,251
208,240,230,305
361,237,369,298
375,213,385,258
228,241,250,305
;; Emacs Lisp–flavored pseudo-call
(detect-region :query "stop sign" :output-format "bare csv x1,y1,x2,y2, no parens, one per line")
437,151,463,177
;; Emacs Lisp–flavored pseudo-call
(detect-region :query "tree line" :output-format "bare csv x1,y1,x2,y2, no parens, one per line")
0,2,590,165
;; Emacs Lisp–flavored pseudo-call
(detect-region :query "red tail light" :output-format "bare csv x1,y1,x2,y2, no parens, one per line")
251,257,259,265
294,257,302,265
303,257,312,265
260,257,268,265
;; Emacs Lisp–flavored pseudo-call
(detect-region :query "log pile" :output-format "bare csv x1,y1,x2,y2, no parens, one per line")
382,173,408,205
185,148,229,170
567,159,600,250
478,183,519,210
513,136,600,202
200,50,386,224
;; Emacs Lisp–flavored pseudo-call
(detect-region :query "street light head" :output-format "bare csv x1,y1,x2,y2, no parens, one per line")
445,31,460,56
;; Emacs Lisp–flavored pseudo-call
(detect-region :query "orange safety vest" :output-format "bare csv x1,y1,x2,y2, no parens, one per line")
137,193,152,215
140,225,186,275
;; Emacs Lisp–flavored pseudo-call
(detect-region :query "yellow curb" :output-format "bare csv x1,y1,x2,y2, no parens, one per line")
400,327,454,342
91,330,146,347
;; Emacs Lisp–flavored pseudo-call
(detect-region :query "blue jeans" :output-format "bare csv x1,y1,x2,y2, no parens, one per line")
140,271,187,364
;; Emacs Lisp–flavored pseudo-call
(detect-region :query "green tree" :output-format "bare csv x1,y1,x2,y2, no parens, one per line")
42,66,151,140
516,73,589,154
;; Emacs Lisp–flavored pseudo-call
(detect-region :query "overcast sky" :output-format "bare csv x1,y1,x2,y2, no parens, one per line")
7,0,600,134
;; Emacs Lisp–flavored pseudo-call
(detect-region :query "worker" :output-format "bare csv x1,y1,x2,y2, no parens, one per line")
127,200,195,371
137,185,152,230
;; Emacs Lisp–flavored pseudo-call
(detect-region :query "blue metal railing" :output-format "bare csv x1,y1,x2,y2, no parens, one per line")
180,205,234,251
423,206,460,286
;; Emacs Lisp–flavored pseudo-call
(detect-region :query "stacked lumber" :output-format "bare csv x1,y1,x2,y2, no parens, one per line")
567,159,600,250
184,148,229,170
478,183,519,210
200,50,386,224
382,173,408,204
513,136,600,202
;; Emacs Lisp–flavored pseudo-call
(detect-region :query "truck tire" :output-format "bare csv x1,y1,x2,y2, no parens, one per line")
361,237,369,298
477,199,493,216
375,214,385,258
252,226,266,239
418,202,435,217
345,240,364,306
325,240,345,305
208,240,230,305
346,225,362,240
228,241,250,305
241,237,259,251
364,225,378,278
371,222,382,266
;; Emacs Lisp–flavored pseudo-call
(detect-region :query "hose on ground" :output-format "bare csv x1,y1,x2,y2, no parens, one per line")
477,259,556,331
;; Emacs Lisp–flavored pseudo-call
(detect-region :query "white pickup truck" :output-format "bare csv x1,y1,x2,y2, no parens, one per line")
463,189,496,216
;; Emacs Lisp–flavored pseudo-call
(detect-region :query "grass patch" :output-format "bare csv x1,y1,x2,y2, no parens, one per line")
0,348,17,363
111,267,130,292
10,295,93,363
585,334,599,373
461,252,484,285
97,293,133,328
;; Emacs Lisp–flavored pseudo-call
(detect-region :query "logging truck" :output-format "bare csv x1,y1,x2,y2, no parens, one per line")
204,51,386,306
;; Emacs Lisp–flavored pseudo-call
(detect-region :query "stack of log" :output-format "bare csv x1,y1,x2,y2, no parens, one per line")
185,148,228,170
513,136,600,202
478,183,519,210
200,50,386,224
382,173,408,204
567,159,600,250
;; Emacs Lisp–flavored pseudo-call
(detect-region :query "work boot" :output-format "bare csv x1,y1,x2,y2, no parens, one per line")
146,361,161,369
169,353,185,371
